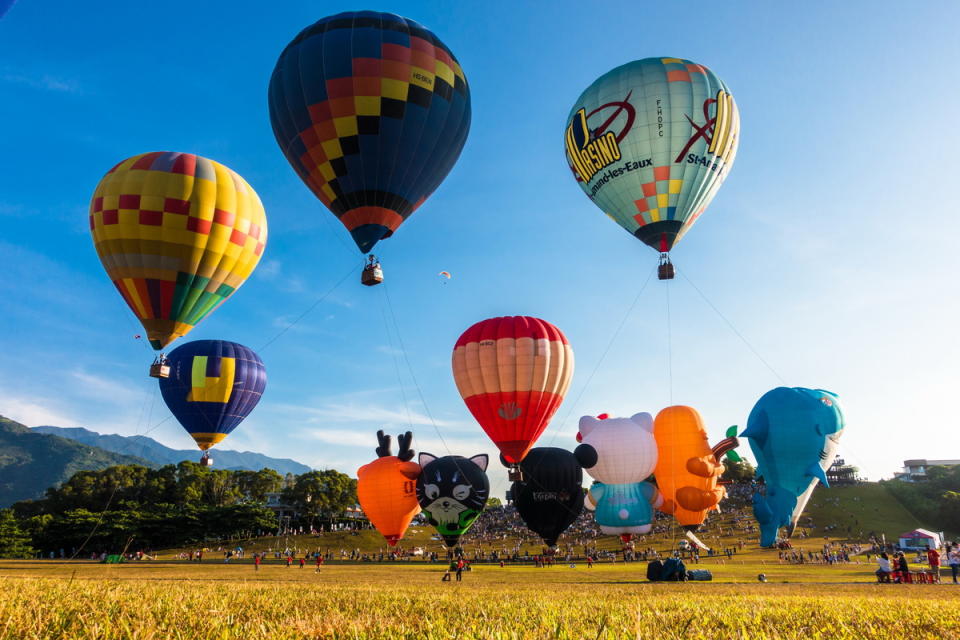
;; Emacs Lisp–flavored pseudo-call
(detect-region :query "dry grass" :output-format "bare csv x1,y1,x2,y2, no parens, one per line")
0,561,956,639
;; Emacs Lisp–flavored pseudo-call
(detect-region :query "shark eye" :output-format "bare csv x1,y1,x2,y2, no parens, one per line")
453,484,470,501
424,484,439,500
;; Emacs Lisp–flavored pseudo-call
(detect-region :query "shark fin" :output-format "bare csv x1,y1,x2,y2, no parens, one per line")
806,462,830,488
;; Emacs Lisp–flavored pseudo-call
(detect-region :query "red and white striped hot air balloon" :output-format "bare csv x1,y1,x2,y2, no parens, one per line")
452,316,574,465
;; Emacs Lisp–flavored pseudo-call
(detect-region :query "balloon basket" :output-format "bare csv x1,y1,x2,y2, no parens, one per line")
657,254,675,280
149,355,170,379
200,453,213,467
508,468,524,482
361,255,384,286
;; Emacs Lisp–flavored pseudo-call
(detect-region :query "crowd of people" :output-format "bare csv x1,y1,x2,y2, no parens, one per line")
874,543,959,584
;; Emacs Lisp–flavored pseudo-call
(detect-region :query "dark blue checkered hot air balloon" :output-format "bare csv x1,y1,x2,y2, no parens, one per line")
158,340,266,465
268,11,471,257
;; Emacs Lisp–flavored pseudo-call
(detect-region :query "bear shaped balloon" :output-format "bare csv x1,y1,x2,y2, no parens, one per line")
574,413,661,539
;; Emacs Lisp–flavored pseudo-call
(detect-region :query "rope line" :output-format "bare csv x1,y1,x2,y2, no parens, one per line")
678,268,786,385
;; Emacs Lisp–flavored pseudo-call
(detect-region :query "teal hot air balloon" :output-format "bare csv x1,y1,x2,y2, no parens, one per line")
158,340,266,466
564,58,739,279
268,11,471,278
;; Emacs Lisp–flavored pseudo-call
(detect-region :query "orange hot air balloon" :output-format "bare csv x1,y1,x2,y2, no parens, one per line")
356,431,421,546
653,406,736,531
452,316,574,465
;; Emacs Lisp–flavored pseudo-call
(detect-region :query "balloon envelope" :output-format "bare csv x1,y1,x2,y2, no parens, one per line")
158,340,266,450
741,387,845,545
512,447,584,547
269,11,471,254
357,457,421,546
452,316,574,464
89,152,267,350
653,406,725,531
564,57,739,253
415,453,489,548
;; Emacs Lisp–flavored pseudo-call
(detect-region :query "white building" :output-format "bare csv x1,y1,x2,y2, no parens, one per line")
892,459,960,482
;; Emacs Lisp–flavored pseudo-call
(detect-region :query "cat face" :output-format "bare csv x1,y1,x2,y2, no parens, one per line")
415,453,489,545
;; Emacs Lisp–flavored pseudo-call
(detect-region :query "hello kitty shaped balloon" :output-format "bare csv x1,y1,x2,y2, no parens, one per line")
574,413,662,538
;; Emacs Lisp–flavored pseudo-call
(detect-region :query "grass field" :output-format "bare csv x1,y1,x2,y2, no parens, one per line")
0,561,956,639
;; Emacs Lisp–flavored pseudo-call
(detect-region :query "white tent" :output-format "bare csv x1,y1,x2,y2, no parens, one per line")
898,529,943,550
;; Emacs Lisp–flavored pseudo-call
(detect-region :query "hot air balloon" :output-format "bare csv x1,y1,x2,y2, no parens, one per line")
653,406,739,535
416,453,489,548
89,152,268,369
452,317,574,473
158,340,266,466
510,447,584,547
268,11,471,284
741,387,845,546
357,431,421,546
564,57,739,279
574,413,661,540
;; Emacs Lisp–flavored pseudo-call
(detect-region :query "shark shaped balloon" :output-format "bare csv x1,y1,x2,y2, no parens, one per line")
741,387,845,547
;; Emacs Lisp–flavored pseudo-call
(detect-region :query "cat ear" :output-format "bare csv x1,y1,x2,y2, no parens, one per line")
579,415,600,436
630,412,654,433
469,454,488,472
418,452,437,467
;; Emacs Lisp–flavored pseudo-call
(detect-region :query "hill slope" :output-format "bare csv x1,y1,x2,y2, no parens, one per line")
32,426,311,476
0,416,151,506
804,482,953,539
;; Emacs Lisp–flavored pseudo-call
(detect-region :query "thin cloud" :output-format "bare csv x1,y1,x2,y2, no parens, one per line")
3,72,81,94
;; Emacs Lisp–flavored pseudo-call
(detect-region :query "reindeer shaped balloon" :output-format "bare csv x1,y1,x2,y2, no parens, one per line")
356,430,422,546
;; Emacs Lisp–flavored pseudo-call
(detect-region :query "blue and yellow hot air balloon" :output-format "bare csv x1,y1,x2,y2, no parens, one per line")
158,340,266,465
564,58,739,278
268,11,471,276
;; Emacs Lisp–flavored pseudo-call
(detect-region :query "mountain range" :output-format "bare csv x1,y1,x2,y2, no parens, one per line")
32,425,311,476
0,415,312,507
0,415,150,506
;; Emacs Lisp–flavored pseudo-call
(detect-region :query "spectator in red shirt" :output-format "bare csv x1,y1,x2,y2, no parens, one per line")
927,548,941,583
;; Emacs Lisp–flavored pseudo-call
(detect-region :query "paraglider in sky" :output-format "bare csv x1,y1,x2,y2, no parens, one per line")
564,57,739,279
574,413,661,540
89,152,268,357
356,431,421,546
452,316,574,472
415,453,489,548
158,340,266,466
653,406,740,533
741,387,845,546
510,447,584,548
437,270,451,283
268,11,471,284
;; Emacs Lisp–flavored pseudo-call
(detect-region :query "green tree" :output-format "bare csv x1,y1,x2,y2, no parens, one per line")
282,470,357,527
236,469,283,502
0,509,34,558
721,459,756,482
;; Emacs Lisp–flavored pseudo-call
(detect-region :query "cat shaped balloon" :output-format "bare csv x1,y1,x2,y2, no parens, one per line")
416,453,489,548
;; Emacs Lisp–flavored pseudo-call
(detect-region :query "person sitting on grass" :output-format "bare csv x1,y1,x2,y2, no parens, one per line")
875,552,891,583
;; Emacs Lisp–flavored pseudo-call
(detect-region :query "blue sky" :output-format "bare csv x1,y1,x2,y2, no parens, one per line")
1,1,958,498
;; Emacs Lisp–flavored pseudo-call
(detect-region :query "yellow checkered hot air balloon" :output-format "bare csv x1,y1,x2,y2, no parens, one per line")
89,152,267,353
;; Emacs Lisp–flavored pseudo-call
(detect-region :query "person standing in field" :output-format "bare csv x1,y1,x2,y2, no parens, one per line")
455,557,465,582
315,554,324,572
946,544,959,583
286,555,293,568
254,553,261,572
299,557,305,569
926,547,941,583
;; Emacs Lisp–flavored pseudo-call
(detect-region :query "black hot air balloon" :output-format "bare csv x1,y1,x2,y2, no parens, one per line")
510,447,584,547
